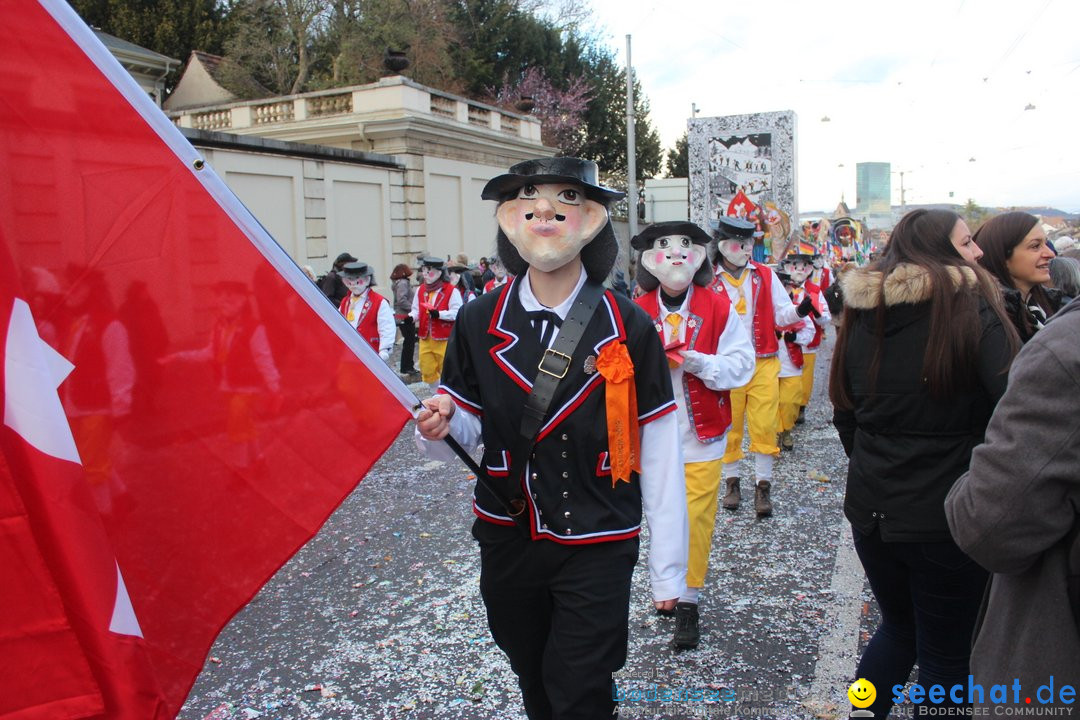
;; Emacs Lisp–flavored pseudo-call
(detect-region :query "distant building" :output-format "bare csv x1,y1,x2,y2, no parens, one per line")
856,162,892,229
94,29,179,107
643,178,689,222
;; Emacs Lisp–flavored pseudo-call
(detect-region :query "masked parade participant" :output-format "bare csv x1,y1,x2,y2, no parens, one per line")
632,221,754,650
773,268,816,452
810,252,832,293
415,157,688,720
411,257,463,389
780,253,831,425
337,261,395,363
484,257,511,293
710,217,820,516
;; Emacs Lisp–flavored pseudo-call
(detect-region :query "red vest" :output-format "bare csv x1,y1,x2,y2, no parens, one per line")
710,261,778,357
797,282,825,350
814,266,831,292
338,290,386,352
417,281,456,340
636,286,733,442
484,277,509,294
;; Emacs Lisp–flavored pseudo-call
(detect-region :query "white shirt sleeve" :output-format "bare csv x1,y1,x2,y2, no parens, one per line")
793,314,815,345
377,298,396,356
249,325,281,393
414,405,482,460
813,288,832,327
769,268,803,327
694,308,756,392
411,287,420,324
436,288,464,321
638,411,688,602
103,320,134,416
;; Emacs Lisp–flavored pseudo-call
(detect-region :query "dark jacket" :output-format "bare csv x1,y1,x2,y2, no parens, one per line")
1001,284,1069,343
945,297,1080,698
319,270,348,306
833,263,1013,542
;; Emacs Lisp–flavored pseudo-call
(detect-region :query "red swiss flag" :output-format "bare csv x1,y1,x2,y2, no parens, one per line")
0,2,413,716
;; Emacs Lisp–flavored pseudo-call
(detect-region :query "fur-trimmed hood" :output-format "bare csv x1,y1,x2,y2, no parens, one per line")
841,262,978,309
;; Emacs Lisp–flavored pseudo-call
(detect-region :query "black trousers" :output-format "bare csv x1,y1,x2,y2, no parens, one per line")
397,315,417,373
472,519,639,720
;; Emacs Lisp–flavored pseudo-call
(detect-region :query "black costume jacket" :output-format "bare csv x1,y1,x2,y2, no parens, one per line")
438,276,677,544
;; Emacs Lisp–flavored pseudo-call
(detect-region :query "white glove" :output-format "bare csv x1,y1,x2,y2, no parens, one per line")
379,349,390,362
680,349,708,377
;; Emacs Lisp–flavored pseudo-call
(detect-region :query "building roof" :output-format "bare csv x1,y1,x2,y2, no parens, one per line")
92,29,179,76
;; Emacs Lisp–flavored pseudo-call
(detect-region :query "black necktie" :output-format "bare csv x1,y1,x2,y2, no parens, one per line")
527,309,562,348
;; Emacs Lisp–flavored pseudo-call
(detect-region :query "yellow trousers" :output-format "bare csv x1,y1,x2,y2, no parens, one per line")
722,356,780,463
419,338,448,384
777,375,803,433
801,351,818,407
685,458,725,588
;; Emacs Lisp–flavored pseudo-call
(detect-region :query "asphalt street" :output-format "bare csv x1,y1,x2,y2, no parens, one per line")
179,334,878,720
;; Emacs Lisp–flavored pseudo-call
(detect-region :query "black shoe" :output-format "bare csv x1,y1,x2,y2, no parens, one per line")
795,406,806,425
655,606,675,618
672,602,700,650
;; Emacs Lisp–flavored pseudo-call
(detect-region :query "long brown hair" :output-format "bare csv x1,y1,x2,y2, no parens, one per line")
974,211,1056,336
829,209,1017,409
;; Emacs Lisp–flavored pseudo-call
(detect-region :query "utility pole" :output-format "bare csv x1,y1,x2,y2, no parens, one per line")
625,34,638,239
692,102,699,118
899,171,908,213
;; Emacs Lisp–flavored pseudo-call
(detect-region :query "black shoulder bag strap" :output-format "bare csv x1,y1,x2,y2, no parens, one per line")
498,279,606,530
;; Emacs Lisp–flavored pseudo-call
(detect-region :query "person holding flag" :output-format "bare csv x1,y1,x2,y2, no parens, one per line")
779,253,831,425
337,261,395,363
709,217,820,517
415,157,688,720
631,221,754,650
410,257,463,389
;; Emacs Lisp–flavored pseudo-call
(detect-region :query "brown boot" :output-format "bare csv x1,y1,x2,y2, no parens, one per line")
754,480,773,517
780,430,793,452
722,477,741,510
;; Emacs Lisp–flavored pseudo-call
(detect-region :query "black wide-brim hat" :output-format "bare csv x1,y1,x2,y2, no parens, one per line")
631,221,712,251
419,256,445,269
710,216,757,241
481,157,625,202
340,261,373,276
782,253,814,264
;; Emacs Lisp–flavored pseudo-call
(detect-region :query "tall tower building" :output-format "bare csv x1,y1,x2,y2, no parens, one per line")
856,162,891,228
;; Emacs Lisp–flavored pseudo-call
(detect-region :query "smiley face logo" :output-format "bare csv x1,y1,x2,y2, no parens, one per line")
848,678,876,709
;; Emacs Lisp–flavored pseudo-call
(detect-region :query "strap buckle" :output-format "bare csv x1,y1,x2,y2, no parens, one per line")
538,348,572,379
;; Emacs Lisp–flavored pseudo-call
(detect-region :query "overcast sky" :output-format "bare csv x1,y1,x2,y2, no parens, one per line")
586,0,1080,213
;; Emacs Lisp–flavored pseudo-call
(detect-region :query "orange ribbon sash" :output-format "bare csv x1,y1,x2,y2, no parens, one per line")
595,342,641,487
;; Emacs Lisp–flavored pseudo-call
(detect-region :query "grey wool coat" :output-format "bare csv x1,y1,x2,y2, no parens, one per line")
946,297,1080,701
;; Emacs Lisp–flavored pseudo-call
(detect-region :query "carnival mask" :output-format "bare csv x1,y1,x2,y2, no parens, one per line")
812,256,825,270
421,267,443,284
784,260,813,285
718,239,753,269
448,271,461,286
640,235,707,294
342,275,370,295
496,183,607,273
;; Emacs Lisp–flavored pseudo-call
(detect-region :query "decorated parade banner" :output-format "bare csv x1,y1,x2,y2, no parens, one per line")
688,111,798,261
0,1,414,716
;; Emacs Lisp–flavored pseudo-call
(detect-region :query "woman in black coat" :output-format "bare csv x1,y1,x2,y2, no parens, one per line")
974,211,1068,342
829,209,1018,718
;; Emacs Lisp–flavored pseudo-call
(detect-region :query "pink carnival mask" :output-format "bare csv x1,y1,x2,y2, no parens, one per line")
422,267,443,284
342,276,370,295
718,239,753,268
784,260,813,284
640,235,707,294
496,183,608,272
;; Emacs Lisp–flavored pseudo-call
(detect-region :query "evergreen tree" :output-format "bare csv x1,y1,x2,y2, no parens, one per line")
665,131,689,178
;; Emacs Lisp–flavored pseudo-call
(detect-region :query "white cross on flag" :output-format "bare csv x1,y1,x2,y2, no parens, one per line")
0,2,415,716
